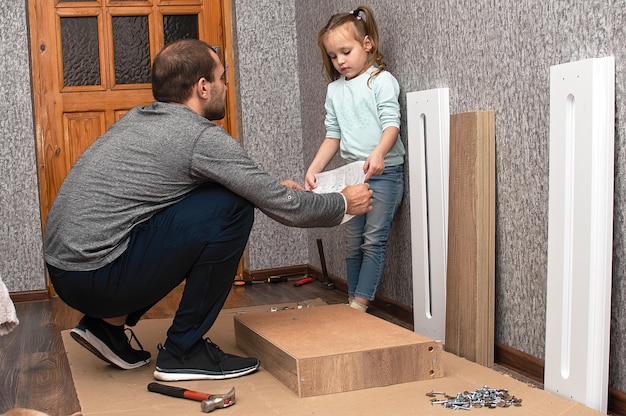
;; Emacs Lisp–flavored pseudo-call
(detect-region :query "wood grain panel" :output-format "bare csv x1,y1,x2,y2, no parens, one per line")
63,112,106,167
234,304,442,397
115,109,129,122
234,318,300,393
445,111,495,367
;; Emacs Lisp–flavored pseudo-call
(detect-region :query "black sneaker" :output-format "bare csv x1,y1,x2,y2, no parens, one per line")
153,338,260,381
70,315,151,370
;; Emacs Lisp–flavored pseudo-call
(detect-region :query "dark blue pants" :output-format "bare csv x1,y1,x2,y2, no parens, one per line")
48,184,254,358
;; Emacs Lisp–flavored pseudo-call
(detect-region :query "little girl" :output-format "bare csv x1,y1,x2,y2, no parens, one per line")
305,5,405,312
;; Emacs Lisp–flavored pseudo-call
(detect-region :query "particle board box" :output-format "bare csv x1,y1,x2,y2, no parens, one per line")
234,304,443,397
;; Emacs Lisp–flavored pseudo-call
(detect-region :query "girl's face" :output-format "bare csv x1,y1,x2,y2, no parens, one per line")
323,25,371,80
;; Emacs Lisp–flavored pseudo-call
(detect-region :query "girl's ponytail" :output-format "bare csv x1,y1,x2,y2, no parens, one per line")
352,5,386,78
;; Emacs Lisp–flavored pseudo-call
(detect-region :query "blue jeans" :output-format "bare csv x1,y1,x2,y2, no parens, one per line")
346,164,404,301
48,184,254,358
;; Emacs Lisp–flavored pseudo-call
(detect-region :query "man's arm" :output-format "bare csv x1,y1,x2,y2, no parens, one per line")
192,130,359,228
283,180,372,216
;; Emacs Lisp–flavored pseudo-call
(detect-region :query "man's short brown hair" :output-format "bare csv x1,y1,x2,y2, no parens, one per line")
151,39,217,103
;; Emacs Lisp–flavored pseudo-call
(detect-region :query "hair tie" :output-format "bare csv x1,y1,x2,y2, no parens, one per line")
349,9,362,20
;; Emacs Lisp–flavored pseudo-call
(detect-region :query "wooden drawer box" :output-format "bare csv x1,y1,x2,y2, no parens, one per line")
234,304,443,397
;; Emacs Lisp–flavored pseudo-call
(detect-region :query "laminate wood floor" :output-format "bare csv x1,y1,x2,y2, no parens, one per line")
0,280,409,416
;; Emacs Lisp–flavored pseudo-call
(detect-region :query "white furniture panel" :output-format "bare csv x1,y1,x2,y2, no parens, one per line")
406,88,449,343
544,56,615,413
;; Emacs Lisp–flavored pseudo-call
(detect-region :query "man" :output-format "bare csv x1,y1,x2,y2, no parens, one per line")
44,39,373,382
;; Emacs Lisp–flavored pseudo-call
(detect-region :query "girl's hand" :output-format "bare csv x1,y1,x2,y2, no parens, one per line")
304,172,318,190
364,152,385,181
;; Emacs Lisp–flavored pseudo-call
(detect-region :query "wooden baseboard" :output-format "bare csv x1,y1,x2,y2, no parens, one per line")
609,387,626,416
494,342,544,384
10,290,49,303
244,264,309,281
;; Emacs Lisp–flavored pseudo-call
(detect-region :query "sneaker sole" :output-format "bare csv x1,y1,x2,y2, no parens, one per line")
70,327,150,370
153,363,260,381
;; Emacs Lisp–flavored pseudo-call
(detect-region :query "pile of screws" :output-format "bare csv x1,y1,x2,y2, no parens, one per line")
426,386,522,410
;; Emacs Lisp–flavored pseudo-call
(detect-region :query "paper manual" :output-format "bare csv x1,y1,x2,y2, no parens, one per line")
312,161,366,224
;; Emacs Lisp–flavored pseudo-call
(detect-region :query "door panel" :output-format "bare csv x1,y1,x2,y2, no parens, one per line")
63,112,107,167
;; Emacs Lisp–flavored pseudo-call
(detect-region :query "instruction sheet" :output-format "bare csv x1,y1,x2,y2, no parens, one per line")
313,161,366,224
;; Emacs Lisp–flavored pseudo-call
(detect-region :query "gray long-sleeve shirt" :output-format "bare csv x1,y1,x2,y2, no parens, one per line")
44,102,345,271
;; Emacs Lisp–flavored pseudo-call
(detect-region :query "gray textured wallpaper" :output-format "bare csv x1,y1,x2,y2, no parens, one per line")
0,2,46,291
232,1,310,270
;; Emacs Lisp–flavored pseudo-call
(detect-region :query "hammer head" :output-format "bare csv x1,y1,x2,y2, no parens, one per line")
200,387,236,413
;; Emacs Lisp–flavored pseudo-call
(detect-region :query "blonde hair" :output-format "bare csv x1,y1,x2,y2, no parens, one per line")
317,5,386,83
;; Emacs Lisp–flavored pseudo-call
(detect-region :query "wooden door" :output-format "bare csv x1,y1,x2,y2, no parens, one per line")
28,0,243,284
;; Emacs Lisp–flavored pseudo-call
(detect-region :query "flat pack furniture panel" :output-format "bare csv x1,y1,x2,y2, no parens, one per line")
544,56,615,413
234,304,443,397
406,88,450,344
445,111,495,367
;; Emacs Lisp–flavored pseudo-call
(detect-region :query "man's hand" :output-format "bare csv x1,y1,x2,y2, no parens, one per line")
281,179,305,190
341,183,373,215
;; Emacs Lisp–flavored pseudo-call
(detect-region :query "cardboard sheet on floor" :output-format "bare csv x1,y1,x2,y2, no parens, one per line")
62,300,604,415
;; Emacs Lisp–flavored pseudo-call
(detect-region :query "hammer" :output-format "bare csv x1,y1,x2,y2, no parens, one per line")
147,382,236,412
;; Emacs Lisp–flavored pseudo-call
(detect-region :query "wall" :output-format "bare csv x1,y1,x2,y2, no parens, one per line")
230,0,310,270
0,1,46,292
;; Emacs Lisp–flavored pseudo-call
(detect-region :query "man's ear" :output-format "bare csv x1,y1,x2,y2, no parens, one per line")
197,78,209,98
